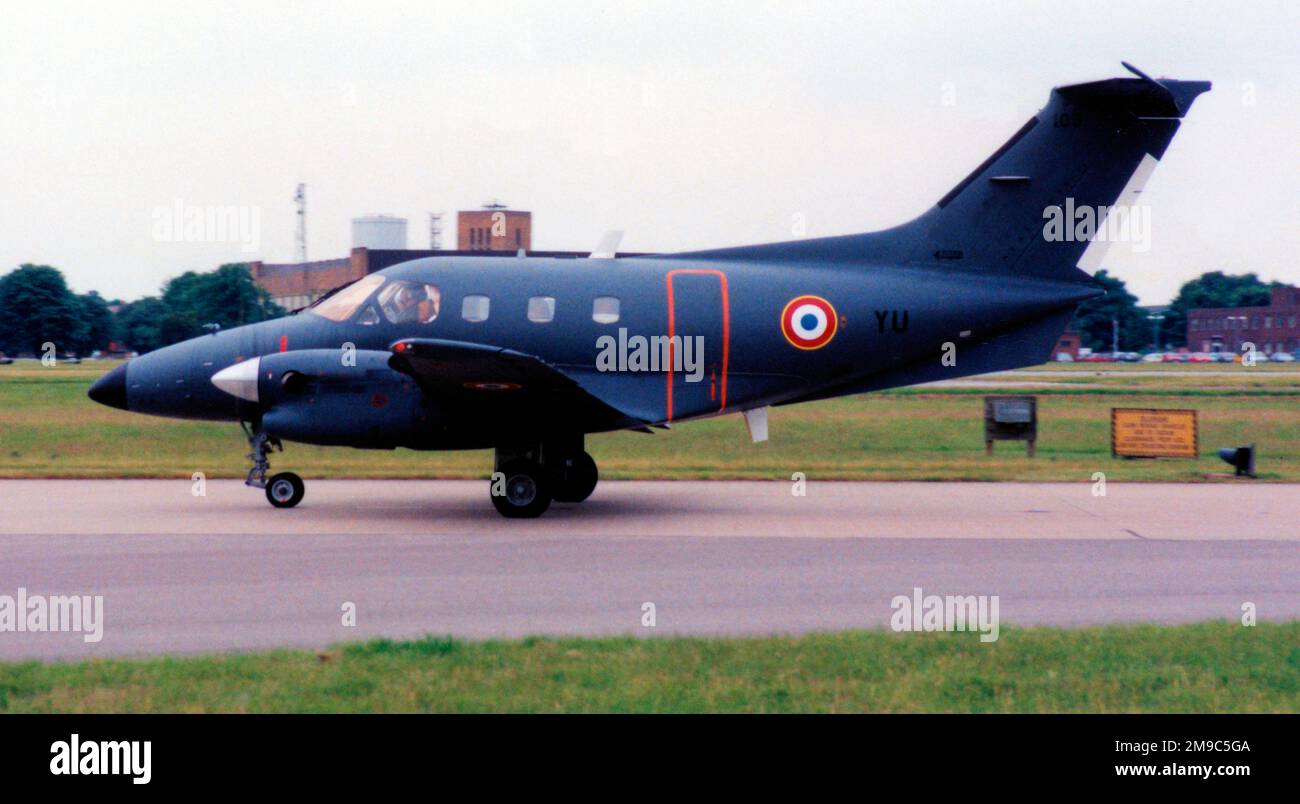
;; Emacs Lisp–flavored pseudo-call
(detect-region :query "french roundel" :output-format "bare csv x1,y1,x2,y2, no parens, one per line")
781,295,838,350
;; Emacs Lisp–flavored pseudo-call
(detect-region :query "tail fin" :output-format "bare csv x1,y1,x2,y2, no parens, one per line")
922,69,1210,280
672,67,1210,283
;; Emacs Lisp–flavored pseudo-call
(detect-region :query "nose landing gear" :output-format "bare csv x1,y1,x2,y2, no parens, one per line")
265,472,305,508
242,421,304,509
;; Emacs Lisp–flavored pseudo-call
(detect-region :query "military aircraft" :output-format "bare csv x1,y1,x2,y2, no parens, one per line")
89,66,1208,517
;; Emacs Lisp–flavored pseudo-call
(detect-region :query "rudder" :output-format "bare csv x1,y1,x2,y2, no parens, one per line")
914,68,1211,281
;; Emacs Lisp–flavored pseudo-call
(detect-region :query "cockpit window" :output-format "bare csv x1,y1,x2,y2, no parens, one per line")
306,274,385,322
378,281,441,324
356,305,380,326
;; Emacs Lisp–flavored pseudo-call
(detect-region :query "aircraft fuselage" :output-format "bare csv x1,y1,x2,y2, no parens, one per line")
102,253,1094,450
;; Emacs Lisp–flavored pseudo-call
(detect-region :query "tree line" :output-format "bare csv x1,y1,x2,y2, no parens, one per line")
0,260,1285,357
1068,270,1282,352
0,263,283,357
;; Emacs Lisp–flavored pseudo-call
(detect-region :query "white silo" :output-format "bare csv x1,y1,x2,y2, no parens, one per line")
351,215,408,249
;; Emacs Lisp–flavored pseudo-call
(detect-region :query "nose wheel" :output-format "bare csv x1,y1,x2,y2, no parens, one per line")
242,421,305,509
265,472,305,508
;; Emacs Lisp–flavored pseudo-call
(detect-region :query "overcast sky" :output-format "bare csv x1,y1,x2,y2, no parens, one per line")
1,0,1295,304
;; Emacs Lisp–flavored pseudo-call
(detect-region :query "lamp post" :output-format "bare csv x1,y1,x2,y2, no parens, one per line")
1148,312,1165,353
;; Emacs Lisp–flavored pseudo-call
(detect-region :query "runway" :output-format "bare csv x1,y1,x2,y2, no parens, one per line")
1,480,1297,660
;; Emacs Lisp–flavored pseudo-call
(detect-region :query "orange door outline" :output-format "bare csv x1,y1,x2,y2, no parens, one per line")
665,269,730,422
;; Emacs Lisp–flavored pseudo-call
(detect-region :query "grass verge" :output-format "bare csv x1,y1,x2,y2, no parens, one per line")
1,622,1296,713
2,361,1298,481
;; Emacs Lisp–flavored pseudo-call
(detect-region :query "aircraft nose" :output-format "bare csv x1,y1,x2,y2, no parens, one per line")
87,363,129,410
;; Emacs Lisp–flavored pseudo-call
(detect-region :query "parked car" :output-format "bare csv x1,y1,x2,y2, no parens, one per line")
1189,352,1214,363
1211,352,1236,363
1054,352,1074,362
1269,351,1296,362
1080,353,1114,362
1118,352,1142,362
1141,352,1165,363
1162,352,1190,363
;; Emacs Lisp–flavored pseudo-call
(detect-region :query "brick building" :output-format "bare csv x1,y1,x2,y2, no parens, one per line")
251,206,536,309
457,205,531,252
1187,286,1300,355
1053,330,1081,360
250,246,649,312
250,252,368,311
249,249,460,310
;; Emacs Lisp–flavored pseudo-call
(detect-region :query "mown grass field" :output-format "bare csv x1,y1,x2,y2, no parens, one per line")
1,360,1297,481
1,622,1295,713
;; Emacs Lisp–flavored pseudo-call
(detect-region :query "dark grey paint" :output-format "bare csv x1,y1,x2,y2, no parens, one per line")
89,73,1210,452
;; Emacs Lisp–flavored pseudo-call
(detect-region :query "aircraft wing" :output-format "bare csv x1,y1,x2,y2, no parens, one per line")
387,337,648,433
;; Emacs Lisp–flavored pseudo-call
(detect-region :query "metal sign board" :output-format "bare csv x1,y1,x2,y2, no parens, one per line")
984,395,1037,456
1111,408,1198,459
992,397,1034,423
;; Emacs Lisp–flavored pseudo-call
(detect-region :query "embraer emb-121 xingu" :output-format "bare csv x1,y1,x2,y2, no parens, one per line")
89,66,1209,517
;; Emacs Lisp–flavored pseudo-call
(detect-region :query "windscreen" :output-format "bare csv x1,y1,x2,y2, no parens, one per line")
306,274,386,322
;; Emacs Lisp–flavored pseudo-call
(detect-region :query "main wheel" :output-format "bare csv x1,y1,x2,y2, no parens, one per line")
552,451,598,503
265,472,305,508
490,460,552,518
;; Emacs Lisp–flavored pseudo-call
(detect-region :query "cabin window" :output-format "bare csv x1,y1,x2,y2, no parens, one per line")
378,280,440,324
462,295,490,322
527,296,555,323
592,296,620,324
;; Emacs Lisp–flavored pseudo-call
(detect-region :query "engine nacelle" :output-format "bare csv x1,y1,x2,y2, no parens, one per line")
255,349,434,447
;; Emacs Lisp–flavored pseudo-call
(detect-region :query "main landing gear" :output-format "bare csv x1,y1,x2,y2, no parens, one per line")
490,440,599,518
243,422,304,509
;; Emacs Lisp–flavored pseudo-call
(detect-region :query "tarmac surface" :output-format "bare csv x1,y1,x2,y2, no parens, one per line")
1,479,1297,660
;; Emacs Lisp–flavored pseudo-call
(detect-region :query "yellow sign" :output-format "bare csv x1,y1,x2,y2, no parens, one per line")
1111,408,1198,459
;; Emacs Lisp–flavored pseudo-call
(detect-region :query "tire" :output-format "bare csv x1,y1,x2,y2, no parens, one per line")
552,451,598,503
490,460,552,518
265,472,305,508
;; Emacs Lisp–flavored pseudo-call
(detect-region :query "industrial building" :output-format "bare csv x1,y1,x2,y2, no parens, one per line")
251,205,635,311
1187,285,1300,355
251,252,369,311
1052,330,1081,360
457,203,531,252
351,215,409,250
